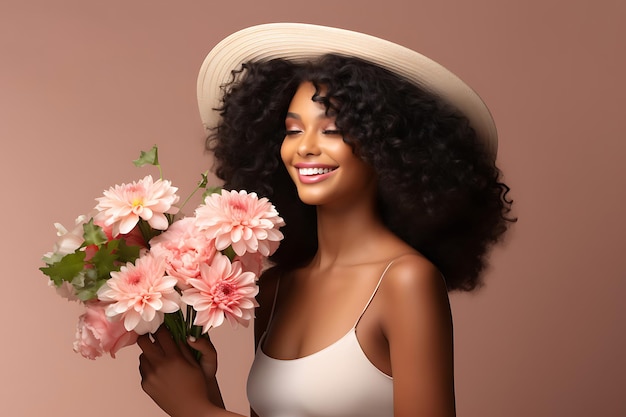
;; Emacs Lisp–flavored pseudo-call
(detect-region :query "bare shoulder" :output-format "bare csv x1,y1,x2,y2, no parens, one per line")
378,254,452,330
373,253,456,415
382,254,447,298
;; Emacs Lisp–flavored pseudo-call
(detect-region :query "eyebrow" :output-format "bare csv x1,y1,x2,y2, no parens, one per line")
285,112,334,121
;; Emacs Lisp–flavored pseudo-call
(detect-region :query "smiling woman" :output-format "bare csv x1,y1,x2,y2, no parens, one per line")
136,23,515,417
281,82,377,208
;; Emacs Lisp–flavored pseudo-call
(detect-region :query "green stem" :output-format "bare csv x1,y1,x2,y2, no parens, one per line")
186,305,193,334
137,219,154,244
182,306,203,361
163,310,186,345
178,183,204,214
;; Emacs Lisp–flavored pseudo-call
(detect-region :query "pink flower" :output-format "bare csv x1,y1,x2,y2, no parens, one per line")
97,254,181,334
181,252,258,332
93,214,148,249
95,175,180,237
49,279,79,302
73,301,138,360
194,190,284,256
149,217,217,288
234,251,265,278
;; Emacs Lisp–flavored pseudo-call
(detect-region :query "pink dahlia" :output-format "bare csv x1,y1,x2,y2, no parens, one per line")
194,190,284,256
73,301,138,360
95,175,180,237
181,252,258,332
97,254,180,334
149,217,217,288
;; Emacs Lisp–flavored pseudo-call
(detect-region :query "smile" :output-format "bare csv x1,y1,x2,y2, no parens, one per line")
295,165,338,184
298,167,336,176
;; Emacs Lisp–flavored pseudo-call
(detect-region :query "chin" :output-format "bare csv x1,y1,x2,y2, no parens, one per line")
295,190,332,207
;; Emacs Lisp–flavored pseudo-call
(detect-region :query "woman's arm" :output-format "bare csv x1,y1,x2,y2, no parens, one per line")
380,256,456,417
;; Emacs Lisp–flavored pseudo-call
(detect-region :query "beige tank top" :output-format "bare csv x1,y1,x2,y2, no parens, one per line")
247,262,395,417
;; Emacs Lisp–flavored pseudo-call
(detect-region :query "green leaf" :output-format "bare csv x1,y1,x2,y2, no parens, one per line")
75,283,104,302
83,268,99,283
133,145,159,167
222,245,237,261
90,241,122,280
197,171,209,189
40,251,87,285
115,239,142,264
71,271,87,288
202,186,223,202
82,219,108,247
72,271,108,301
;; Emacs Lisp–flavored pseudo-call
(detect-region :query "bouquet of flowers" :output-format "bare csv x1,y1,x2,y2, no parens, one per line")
40,146,284,360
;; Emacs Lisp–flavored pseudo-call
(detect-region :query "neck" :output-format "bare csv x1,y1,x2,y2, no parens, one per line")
311,196,386,269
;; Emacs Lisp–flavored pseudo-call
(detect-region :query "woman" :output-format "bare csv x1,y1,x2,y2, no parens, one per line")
137,23,514,417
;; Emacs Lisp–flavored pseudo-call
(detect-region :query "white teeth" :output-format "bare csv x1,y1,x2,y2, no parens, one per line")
299,167,334,176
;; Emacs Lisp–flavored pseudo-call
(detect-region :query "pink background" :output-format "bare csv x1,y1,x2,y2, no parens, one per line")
1,0,623,416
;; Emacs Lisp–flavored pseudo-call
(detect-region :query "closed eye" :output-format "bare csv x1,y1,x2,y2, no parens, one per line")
322,129,342,135
285,129,302,135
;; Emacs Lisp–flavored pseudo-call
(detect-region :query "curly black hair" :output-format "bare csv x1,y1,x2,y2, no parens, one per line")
207,54,515,291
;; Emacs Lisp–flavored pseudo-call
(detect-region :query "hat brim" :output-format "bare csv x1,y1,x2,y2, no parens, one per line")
197,23,497,156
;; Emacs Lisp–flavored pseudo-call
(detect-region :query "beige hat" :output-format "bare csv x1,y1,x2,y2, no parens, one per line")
197,23,497,156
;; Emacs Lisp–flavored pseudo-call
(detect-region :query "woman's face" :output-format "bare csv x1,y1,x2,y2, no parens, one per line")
280,82,376,208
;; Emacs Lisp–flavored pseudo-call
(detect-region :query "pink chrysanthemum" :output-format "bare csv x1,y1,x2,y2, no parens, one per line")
194,190,284,256
181,252,259,333
95,175,180,236
97,254,180,334
149,217,217,289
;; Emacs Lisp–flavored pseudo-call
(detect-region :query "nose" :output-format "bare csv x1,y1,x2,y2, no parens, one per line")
297,131,320,157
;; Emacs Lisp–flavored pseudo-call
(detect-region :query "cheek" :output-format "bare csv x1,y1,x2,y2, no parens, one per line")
344,154,377,188
280,143,299,186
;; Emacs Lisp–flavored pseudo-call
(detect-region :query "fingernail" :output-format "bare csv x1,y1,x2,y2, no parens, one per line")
188,336,197,342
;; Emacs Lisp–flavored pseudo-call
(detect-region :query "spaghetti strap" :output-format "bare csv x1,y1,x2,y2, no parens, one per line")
353,259,397,329
264,274,282,334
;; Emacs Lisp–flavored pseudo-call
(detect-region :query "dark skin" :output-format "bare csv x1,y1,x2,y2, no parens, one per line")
138,82,456,417
138,329,223,417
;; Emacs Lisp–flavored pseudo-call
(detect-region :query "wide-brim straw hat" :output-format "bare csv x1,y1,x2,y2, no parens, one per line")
197,22,498,157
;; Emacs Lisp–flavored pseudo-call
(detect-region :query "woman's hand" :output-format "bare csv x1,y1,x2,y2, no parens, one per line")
187,333,219,385
138,326,219,417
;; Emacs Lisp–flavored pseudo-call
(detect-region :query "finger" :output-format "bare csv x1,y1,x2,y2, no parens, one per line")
137,333,163,356
138,353,153,379
188,334,216,356
153,326,180,355
188,334,219,378
188,335,217,362
178,340,200,366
